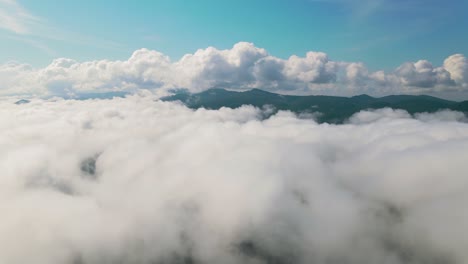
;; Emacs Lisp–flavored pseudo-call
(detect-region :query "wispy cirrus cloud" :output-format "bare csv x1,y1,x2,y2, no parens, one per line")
309,0,451,26
309,0,386,19
0,0,124,57
0,0,42,34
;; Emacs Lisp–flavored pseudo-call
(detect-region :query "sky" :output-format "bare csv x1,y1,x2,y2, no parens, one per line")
2,2,468,263
1,0,468,98
2,0,468,69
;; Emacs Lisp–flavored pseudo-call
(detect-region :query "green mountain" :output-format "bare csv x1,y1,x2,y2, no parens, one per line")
162,88,468,123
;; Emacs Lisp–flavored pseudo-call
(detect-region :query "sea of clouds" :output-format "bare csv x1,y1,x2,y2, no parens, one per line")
1,94,468,264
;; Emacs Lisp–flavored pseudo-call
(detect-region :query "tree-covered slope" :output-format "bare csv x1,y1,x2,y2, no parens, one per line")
162,88,468,123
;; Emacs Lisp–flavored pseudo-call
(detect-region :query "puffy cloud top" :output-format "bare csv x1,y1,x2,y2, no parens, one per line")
284,52,337,84
395,60,454,88
1,42,468,98
444,54,468,88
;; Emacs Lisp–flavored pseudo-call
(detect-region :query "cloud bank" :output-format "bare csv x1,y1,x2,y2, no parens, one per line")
1,42,468,99
1,96,468,263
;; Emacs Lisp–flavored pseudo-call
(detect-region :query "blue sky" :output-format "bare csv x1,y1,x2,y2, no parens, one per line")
1,0,468,69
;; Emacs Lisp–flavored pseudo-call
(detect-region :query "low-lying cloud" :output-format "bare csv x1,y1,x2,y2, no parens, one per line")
1,95,468,264
1,42,468,99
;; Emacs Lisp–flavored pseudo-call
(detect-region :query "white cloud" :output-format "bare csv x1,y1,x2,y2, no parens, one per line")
283,52,337,84
395,60,454,88
174,42,268,91
1,42,468,98
0,0,40,34
0,96,468,263
444,54,468,88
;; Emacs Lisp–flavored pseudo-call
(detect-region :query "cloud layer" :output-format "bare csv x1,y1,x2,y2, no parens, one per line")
1,96,468,263
1,42,468,98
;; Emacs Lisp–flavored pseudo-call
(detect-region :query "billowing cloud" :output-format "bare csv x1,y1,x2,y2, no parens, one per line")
283,51,337,84
395,60,454,88
444,54,468,88
1,42,468,98
174,42,268,91
1,96,468,263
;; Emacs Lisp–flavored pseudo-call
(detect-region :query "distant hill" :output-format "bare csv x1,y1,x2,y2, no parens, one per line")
162,88,468,123
14,99,31,105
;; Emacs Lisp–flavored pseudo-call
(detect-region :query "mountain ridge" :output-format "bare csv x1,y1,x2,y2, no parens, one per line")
163,88,468,123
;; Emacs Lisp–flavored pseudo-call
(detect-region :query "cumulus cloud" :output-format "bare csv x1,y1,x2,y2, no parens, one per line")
1,42,468,98
283,51,337,84
175,42,268,91
395,60,454,88
1,96,468,263
444,54,468,88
